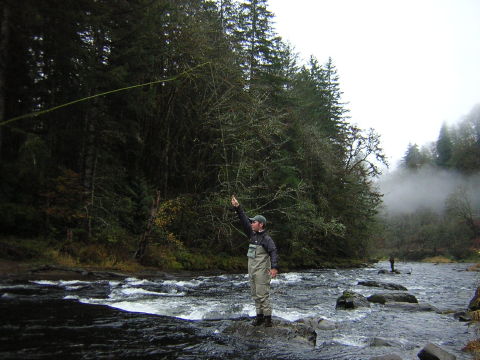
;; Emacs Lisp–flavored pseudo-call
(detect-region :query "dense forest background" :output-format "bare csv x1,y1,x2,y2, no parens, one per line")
0,0,477,271
378,104,480,260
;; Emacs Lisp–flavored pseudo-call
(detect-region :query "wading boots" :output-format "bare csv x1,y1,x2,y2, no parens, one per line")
252,314,264,326
264,315,272,327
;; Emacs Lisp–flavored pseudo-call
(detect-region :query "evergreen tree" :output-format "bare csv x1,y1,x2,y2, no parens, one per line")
435,123,453,167
449,104,480,173
401,143,433,170
216,0,240,36
234,0,280,87
285,56,386,259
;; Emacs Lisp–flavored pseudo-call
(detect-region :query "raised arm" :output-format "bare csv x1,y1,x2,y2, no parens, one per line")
231,195,253,237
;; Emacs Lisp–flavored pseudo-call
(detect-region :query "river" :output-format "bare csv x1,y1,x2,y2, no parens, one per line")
0,261,478,359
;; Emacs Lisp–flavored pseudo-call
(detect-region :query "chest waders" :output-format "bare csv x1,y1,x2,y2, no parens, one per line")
247,243,272,316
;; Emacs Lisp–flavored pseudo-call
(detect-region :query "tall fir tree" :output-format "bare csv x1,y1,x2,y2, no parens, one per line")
436,123,453,167
402,143,423,169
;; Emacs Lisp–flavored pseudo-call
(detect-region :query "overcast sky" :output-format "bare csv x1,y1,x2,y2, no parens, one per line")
269,0,480,169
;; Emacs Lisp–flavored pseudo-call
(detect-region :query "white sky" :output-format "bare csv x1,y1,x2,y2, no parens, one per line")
269,0,480,169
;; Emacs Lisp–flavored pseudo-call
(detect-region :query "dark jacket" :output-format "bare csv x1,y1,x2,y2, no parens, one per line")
234,206,279,270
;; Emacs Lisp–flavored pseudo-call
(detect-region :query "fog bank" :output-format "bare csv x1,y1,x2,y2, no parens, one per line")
377,166,480,215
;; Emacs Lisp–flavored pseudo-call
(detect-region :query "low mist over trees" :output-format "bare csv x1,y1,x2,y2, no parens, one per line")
0,0,386,269
378,105,480,259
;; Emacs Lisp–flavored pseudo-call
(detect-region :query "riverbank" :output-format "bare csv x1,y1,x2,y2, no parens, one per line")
0,236,380,279
0,259,230,282
2,236,479,279
1,257,479,283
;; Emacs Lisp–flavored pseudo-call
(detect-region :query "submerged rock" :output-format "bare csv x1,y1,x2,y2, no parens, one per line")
417,342,456,360
367,293,418,305
358,280,408,291
370,354,403,360
295,317,337,331
336,290,371,309
224,315,340,348
369,337,395,347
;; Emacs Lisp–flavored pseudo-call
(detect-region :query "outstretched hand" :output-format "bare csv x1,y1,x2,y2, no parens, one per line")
231,195,239,207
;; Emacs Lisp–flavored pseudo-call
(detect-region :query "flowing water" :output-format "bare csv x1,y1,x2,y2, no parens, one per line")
0,261,478,359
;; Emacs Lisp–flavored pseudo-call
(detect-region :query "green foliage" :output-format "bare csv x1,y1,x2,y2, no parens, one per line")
0,237,46,261
0,203,42,237
0,0,388,269
402,143,433,169
380,199,477,260
41,168,87,238
436,123,453,167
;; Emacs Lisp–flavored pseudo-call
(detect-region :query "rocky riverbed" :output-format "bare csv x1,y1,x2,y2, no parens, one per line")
0,261,478,359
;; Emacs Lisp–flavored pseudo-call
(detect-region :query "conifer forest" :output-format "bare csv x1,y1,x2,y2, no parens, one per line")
0,0,478,270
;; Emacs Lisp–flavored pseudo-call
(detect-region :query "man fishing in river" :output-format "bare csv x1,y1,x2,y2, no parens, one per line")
231,195,279,327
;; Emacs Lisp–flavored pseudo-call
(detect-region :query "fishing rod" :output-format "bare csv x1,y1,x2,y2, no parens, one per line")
0,62,210,128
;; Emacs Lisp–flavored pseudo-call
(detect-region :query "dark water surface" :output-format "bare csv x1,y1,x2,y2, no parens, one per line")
0,261,478,359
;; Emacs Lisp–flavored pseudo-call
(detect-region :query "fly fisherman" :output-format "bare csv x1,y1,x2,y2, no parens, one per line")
231,195,279,327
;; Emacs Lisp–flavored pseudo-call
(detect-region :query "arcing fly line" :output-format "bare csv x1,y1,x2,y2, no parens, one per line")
0,62,210,127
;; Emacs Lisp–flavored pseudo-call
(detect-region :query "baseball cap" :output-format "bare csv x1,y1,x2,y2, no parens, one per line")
249,215,266,225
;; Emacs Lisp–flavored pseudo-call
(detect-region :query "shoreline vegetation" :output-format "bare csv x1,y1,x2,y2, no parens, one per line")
1,236,479,282
0,236,381,277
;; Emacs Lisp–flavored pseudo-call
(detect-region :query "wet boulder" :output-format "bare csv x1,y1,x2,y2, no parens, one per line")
378,269,401,274
368,293,418,305
453,311,472,322
358,280,408,291
315,319,336,330
417,342,456,360
468,286,480,311
223,317,316,346
294,317,337,347
336,290,370,309
296,317,337,331
369,337,395,347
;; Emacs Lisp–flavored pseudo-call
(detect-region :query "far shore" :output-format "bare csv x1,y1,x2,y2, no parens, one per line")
0,259,478,282
0,259,229,282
